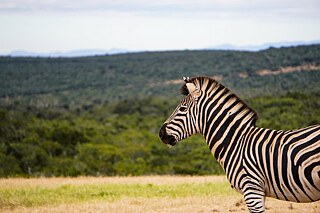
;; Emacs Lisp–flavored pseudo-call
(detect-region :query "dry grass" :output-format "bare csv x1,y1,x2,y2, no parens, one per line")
1,176,319,213
0,176,226,189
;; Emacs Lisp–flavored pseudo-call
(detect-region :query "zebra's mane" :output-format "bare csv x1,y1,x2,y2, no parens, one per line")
180,76,258,123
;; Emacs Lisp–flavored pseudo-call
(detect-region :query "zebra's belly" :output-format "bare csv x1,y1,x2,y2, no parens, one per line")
267,190,320,203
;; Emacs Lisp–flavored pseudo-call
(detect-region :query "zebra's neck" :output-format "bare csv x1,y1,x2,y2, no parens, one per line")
198,82,257,167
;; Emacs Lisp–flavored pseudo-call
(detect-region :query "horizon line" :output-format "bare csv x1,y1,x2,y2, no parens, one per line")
1,40,320,58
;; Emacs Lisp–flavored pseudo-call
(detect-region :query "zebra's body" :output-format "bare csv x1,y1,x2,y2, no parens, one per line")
159,76,320,212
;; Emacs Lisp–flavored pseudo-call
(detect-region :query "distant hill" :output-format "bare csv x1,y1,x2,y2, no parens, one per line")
206,40,320,51
1,44,320,107
7,48,129,58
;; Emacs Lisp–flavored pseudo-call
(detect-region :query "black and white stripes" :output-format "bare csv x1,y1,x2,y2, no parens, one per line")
159,76,320,212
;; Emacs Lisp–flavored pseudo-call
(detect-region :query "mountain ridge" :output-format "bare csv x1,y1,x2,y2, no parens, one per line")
3,40,320,58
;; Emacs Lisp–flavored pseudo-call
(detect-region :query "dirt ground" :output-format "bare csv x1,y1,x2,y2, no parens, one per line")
1,176,319,213
4,196,320,213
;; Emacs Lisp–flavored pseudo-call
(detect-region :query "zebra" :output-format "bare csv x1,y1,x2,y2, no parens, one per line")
159,76,320,212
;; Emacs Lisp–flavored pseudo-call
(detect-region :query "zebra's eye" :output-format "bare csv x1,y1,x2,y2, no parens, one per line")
179,106,188,112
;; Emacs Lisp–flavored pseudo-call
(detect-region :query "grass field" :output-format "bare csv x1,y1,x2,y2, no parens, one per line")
0,176,319,213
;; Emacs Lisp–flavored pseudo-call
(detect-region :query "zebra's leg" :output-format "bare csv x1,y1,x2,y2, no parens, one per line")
242,183,266,213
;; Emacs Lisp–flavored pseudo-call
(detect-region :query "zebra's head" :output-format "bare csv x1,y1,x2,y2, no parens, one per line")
159,77,202,146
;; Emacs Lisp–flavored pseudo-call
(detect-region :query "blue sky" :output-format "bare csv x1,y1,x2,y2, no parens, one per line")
0,0,320,54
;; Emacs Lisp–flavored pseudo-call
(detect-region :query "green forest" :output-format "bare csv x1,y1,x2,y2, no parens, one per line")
0,45,320,177
1,44,320,107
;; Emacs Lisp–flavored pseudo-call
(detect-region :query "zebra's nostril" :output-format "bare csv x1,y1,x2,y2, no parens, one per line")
159,130,163,138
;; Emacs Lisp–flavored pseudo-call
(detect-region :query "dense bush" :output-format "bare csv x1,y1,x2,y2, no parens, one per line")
0,94,319,177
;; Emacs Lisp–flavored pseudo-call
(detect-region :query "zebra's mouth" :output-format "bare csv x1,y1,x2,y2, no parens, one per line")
162,135,177,146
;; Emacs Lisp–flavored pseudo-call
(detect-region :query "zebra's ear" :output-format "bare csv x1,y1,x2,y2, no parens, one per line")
183,77,190,82
186,82,201,99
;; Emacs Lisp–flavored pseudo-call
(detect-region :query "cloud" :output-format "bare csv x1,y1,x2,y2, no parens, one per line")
0,0,319,19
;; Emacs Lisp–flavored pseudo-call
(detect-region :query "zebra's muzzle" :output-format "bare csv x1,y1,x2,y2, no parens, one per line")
159,124,177,146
